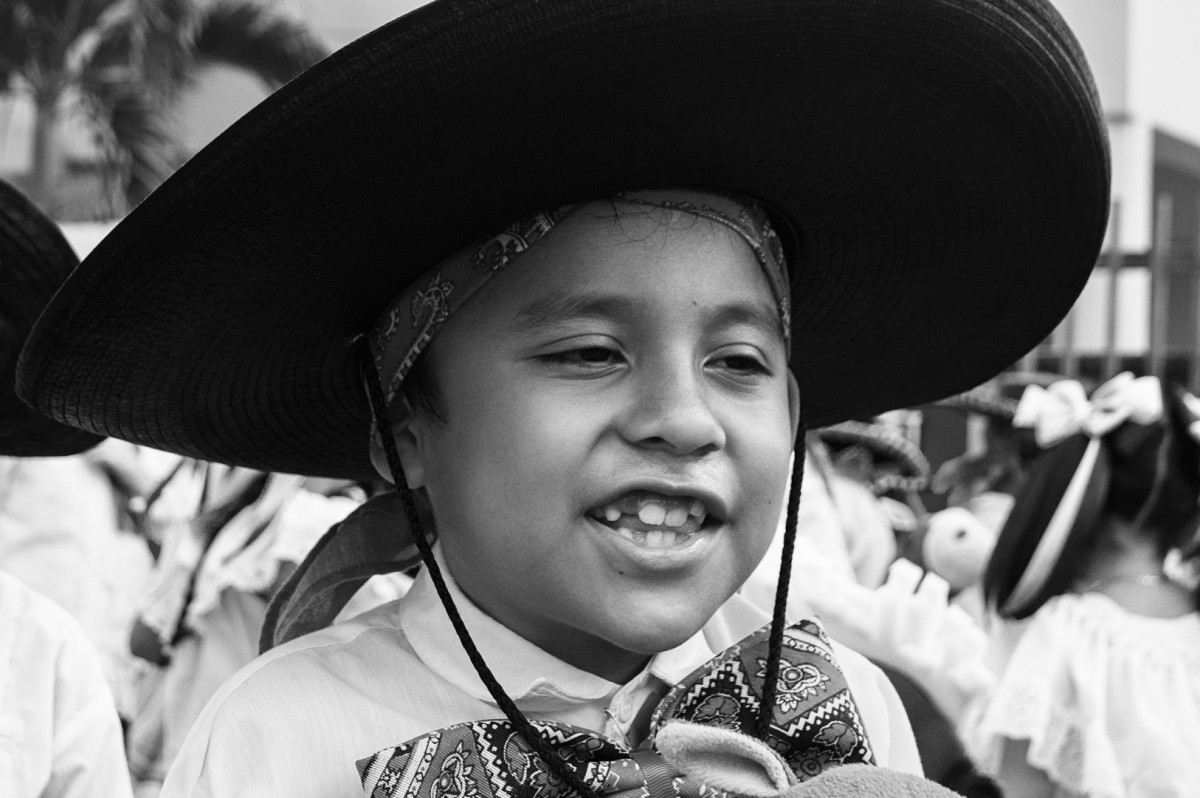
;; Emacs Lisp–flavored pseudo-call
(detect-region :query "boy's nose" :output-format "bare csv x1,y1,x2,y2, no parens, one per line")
621,361,726,456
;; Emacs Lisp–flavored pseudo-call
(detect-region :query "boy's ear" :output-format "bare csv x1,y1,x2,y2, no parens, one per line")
367,397,428,489
787,370,802,442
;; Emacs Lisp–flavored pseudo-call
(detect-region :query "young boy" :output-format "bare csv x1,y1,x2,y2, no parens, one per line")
16,0,1109,795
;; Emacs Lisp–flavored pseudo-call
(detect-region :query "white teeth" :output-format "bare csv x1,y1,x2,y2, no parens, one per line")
594,496,710,531
664,508,688,528
613,527,688,548
638,504,666,525
642,530,679,548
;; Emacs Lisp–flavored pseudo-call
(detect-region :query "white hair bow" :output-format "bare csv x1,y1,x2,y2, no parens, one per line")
1013,372,1163,449
1180,391,1200,443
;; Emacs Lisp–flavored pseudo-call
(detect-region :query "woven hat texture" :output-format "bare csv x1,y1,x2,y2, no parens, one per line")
18,0,1110,478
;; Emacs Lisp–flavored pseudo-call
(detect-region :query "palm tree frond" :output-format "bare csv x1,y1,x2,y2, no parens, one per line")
81,0,198,97
0,3,32,85
193,1,328,90
3,1,146,94
5,0,327,217
80,78,179,209
0,1,70,92
109,93,179,206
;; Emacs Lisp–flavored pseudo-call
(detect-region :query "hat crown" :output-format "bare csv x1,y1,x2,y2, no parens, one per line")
17,0,1109,477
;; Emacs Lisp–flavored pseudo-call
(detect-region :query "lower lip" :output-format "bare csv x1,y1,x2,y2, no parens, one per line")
586,517,716,572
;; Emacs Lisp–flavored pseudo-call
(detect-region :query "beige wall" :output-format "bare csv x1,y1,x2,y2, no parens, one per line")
1046,1,1200,359
280,0,429,49
1053,0,1200,253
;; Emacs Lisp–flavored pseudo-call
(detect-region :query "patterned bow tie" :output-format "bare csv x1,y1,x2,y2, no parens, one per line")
357,618,875,798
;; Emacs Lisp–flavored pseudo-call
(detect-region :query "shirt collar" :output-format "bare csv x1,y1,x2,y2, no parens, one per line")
397,546,724,710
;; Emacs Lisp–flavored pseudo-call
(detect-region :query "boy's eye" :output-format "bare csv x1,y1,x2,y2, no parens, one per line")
542,345,625,369
711,351,771,376
575,347,620,364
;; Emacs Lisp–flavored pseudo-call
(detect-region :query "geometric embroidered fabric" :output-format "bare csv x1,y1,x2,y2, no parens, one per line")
358,618,875,797
963,592,1200,798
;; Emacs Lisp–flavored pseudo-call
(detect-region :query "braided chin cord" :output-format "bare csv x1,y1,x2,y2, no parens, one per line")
756,409,807,741
362,347,599,798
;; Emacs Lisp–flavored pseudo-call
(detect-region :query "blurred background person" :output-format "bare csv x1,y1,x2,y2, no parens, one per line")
915,373,1068,623
0,176,132,797
125,468,412,794
812,412,929,589
967,374,1200,797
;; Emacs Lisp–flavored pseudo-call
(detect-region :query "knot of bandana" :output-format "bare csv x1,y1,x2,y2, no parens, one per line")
356,619,874,798
367,190,791,427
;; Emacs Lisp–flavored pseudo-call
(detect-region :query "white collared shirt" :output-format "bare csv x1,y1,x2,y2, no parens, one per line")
162,554,920,797
0,572,133,798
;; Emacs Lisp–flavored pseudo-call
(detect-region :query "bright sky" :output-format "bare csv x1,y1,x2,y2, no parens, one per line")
281,0,434,49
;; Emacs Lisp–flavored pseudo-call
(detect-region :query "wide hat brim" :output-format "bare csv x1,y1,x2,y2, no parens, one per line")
18,0,1109,480
0,180,103,456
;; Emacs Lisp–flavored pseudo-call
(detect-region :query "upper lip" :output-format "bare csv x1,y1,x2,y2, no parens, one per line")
588,480,729,523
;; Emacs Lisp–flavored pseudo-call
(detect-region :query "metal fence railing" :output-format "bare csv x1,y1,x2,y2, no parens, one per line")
1016,198,1200,392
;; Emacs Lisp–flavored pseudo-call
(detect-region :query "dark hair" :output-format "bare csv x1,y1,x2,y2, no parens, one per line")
400,348,448,424
984,381,1200,618
1113,385,1200,549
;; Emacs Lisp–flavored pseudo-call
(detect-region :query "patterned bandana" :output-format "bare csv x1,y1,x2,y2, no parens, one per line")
357,618,874,798
367,189,791,420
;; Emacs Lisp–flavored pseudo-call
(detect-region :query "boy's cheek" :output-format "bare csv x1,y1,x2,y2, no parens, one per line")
736,436,794,548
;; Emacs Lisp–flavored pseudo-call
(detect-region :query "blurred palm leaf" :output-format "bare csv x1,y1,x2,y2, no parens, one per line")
1,0,327,216
194,2,328,89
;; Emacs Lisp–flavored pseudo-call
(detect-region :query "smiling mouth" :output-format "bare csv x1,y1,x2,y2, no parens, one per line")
587,490,713,548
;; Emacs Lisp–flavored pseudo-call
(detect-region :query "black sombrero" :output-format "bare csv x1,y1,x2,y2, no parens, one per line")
17,0,1109,480
1,179,103,456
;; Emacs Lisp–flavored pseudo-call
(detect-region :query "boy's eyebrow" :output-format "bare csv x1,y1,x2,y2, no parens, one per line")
512,291,785,341
512,292,630,331
704,301,787,342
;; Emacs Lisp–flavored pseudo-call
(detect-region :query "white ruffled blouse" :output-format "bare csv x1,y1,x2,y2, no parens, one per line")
966,592,1200,798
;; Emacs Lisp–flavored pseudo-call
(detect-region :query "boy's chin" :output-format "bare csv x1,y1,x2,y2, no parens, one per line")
602,607,716,657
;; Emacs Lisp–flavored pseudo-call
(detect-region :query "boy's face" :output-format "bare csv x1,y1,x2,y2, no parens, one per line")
394,198,798,680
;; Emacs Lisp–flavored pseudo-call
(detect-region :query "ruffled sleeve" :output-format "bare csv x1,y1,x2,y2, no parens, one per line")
964,593,1200,798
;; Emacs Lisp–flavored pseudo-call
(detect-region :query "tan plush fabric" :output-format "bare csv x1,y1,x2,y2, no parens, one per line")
782,765,962,798
656,720,960,798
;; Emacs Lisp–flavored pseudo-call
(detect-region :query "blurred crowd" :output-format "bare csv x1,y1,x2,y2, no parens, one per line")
5,361,1199,797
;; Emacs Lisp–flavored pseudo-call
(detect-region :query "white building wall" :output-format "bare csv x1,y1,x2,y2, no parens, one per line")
1053,0,1200,254
1127,0,1200,142
1047,0,1200,357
